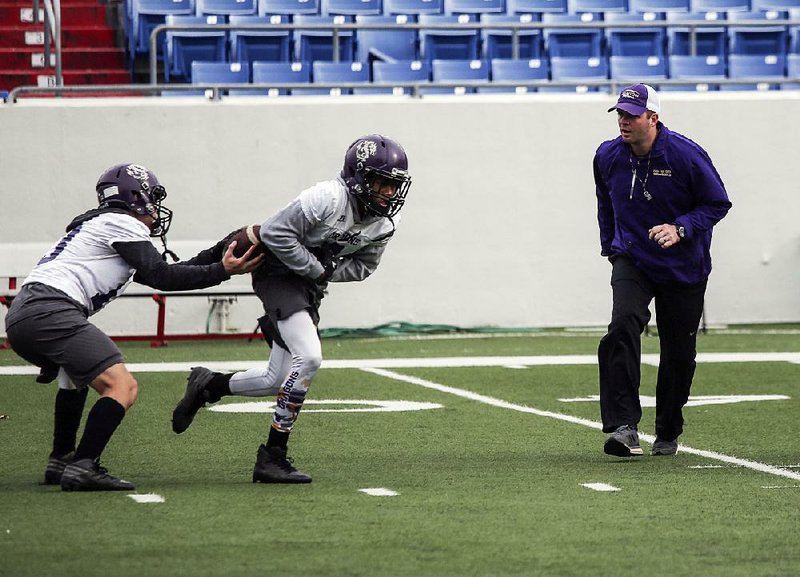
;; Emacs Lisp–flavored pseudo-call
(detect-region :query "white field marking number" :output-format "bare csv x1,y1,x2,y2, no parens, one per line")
359,488,399,496
128,494,165,503
581,483,621,492
208,399,443,414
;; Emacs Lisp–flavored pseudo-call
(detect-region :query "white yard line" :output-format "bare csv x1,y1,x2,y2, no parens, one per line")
361,367,800,483
2,351,800,376
581,483,621,492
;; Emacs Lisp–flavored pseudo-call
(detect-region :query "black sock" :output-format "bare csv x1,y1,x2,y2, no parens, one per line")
267,428,290,450
51,387,89,457
205,373,232,403
73,397,126,462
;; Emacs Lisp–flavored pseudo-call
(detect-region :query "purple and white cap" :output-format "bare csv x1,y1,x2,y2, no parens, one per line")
607,83,661,116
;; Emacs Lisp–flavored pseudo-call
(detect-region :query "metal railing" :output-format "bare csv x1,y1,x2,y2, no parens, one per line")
32,0,62,86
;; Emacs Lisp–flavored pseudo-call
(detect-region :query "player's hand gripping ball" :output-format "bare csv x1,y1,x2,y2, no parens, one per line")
228,224,266,259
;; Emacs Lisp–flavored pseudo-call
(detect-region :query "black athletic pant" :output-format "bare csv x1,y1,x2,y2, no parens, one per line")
598,256,707,441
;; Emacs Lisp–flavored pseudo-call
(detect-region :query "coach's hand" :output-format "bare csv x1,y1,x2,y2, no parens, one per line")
222,242,264,275
649,223,681,249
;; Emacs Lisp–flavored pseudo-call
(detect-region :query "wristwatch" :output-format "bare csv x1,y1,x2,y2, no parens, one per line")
674,224,686,239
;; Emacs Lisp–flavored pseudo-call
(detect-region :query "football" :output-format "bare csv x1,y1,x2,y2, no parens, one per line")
228,224,265,259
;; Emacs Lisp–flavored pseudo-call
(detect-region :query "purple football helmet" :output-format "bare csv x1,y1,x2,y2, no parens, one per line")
96,163,173,237
341,134,411,219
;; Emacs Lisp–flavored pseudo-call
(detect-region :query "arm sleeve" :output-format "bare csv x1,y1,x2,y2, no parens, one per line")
260,199,326,280
114,241,230,291
594,155,616,257
330,242,387,282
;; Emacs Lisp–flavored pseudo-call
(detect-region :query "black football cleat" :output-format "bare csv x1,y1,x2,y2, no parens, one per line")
172,366,215,434
252,445,312,484
60,458,135,492
43,451,74,485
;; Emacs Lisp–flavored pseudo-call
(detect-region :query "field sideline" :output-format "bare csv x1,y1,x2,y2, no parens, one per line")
1,331,799,576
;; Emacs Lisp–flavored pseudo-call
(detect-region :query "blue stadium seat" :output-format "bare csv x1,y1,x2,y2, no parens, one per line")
752,0,800,9
481,14,544,60
321,0,382,15
723,52,786,89
426,57,489,92
487,57,548,92
728,11,788,55
609,54,667,83
164,14,227,81
293,15,355,61
191,60,250,95
130,0,195,58
665,54,725,90
355,14,418,62
690,0,750,12
311,60,370,93
666,11,726,56
372,59,431,93
567,0,627,13
628,0,689,11
787,52,800,85
506,0,566,12
196,0,257,15
229,15,291,66
251,60,312,94
791,9,800,53
258,0,320,15
606,11,666,56
444,0,505,14
419,13,480,60
546,54,608,91
543,12,604,57
384,0,444,14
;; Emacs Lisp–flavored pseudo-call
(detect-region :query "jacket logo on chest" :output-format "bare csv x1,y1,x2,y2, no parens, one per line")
652,169,672,177
329,229,362,246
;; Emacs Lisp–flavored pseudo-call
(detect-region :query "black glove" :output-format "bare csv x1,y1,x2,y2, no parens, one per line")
315,258,338,284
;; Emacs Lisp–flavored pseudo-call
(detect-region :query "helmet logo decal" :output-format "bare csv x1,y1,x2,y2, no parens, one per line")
125,164,150,183
355,140,377,168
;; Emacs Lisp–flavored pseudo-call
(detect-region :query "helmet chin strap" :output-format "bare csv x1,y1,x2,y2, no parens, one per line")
158,233,179,262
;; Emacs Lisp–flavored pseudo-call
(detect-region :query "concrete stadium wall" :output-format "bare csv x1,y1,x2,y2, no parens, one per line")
1,91,798,336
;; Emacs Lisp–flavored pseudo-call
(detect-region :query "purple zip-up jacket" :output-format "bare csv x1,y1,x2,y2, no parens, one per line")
594,122,732,285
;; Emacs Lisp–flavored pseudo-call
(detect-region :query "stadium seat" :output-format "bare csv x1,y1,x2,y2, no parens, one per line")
628,0,690,12
191,60,250,94
481,14,544,60
567,0,627,13
752,0,800,9
728,11,788,56
723,52,786,89
666,11,726,56
293,15,355,61
196,0,257,15
506,0,566,13
487,57,548,92
229,15,291,66
787,52,800,86
546,54,608,91
665,53,725,90
258,0,320,15
791,9,800,53
606,12,666,57
355,14,418,62
419,13,480,60
372,59,431,93
251,60,312,94
426,57,489,92
311,60,370,93
543,12,604,57
164,14,227,81
130,0,195,58
609,54,667,84
443,0,505,14
383,0,444,14
321,0,382,15
690,0,750,12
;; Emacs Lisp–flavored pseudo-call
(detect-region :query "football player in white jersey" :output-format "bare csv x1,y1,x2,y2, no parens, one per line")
4,163,263,491
171,134,412,483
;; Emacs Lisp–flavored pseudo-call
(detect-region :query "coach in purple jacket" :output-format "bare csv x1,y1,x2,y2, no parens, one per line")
593,84,732,458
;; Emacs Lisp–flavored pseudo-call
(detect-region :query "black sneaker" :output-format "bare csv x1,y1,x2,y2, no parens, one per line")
172,366,215,434
651,438,679,456
43,451,74,485
603,425,644,457
60,458,135,492
252,445,312,484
